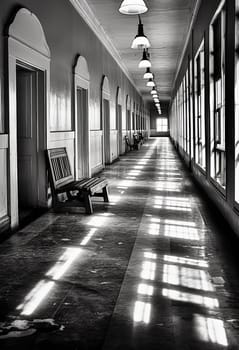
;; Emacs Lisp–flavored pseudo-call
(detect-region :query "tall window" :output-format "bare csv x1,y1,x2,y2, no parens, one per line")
156,118,168,132
183,76,187,152
179,83,184,148
185,70,190,154
209,5,226,188
194,40,206,169
235,0,239,202
176,92,180,144
189,60,194,160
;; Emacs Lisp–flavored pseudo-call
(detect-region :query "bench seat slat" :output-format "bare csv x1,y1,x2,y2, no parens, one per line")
81,178,102,189
89,182,108,195
76,178,95,187
55,178,107,194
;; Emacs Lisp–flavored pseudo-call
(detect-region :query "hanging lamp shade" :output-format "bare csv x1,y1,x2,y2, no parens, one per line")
143,68,153,79
119,0,148,15
138,49,151,68
150,87,157,95
131,16,150,49
146,78,155,87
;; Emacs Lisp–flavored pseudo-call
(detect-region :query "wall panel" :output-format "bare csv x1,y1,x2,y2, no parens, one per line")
0,135,8,220
90,130,103,173
110,130,118,161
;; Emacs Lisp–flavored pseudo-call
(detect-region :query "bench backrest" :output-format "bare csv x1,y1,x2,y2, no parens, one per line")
125,135,130,145
46,147,74,190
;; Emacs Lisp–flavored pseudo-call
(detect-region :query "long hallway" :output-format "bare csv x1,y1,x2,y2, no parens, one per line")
0,138,239,349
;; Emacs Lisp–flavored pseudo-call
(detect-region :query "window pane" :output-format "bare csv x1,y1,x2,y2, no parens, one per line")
235,0,239,202
194,40,206,169
213,16,221,81
156,118,168,132
210,7,226,188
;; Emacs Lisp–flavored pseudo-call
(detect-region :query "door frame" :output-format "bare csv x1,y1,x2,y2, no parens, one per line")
74,56,90,178
116,87,122,155
126,95,131,137
101,76,111,165
7,8,50,228
16,64,41,210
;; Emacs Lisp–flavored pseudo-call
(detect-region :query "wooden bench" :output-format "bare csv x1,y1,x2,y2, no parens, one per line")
133,133,141,150
135,133,144,148
46,147,109,214
138,132,144,143
125,135,135,151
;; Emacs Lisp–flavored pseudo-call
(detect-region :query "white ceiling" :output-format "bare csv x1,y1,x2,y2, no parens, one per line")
84,0,197,102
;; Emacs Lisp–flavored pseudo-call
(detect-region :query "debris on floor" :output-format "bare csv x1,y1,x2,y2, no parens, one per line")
212,276,225,285
0,318,61,339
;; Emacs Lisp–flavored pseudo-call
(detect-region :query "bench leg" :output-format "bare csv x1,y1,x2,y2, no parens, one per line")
66,191,73,200
103,186,109,202
83,192,93,214
52,194,58,208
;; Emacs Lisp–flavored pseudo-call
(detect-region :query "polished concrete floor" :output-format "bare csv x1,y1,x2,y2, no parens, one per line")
0,137,239,349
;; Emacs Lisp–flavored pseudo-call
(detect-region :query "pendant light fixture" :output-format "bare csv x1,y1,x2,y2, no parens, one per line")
143,67,153,79
150,87,157,95
131,15,150,49
119,0,148,15
138,48,151,68
146,78,155,87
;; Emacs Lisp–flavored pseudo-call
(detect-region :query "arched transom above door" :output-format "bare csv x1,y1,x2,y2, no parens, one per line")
102,76,110,100
9,8,50,58
74,56,90,88
126,95,131,111
116,87,122,106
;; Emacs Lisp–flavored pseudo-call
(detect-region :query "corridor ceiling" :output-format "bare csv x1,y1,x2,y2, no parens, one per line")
73,0,198,102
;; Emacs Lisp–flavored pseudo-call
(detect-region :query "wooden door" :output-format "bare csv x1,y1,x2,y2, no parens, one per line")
117,104,122,154
103,99,110,164
17,67,38,209
127,110,131,136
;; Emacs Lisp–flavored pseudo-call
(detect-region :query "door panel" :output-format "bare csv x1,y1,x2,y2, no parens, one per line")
104,99,110,164
118,104,122,154
17,69,38,208
77,88,83,177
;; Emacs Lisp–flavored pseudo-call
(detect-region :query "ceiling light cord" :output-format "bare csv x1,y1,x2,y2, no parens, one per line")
118,1,161,115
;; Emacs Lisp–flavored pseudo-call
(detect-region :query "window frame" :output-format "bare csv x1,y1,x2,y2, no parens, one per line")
209,2,226,191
